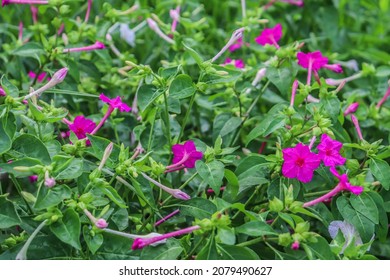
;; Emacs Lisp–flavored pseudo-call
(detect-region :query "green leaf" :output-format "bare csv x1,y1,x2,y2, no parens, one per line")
50,208,81,250
137,85,163,111
182,43,204,66
320,96,340,120
169,74,196,99
223,169,239,201
12,134,51,164
219,117,242,137
0,196,22,228
1,76,19,97
96,184,127,209
83,226,103,255
196,160,225,194
196,235,219,260
140,239,183,260
53,157,83,180
218,244,260,260
179,198,217,219
235,221,277,237
203,65,242,84
34,185,72,210
370,158,390,190
350,193,379,224
266,64,297,96
304,236,335,260
0,120,11,155
13,42,45,57
336,196,375,242
0,158,42,177
366,192,388,242
111,208,129,231
88,135,120,168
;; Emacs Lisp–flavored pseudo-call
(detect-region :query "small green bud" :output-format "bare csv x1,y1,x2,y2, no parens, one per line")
295,222,310,234
278,232,292,246
269,197,284,212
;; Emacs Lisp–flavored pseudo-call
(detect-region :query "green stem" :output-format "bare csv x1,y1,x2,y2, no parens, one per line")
178,91,197,143
162,90,172,149
232,184,262,220
236,236,263,247
265,241,284,260
231,80,270,146
186,235,206,259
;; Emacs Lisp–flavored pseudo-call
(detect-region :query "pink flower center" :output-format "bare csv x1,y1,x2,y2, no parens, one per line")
325,149,332,156
295,157,305,167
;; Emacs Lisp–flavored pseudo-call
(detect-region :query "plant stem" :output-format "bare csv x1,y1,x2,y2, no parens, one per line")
177,91,196,143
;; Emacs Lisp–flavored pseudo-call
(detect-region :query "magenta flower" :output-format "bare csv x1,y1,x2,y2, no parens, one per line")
63,41,105,53
132,225,200,250
30,5,38,23
99,93,131,112
282,143,321,183
229,37,244,52
376,86,390,109
28,71,49,83
68,116,96,139
344,102,359,116
28,175,38,183
297,51,343,85
223,58,245,69
303,167,363,207
291,241,300,250
255,23,282,49
2,0,48,7
330,167,363,195
317,134,346,167
0,86,5,96
167,140,203,170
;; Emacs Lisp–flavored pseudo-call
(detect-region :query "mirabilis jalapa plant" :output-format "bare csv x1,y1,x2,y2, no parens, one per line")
0,0,389,260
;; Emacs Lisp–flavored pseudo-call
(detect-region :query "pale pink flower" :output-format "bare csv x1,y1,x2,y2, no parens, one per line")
44,177,56,188
95,218,108,229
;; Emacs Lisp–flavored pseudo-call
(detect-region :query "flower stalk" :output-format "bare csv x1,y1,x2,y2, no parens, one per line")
16,220,48,260
63,41,105,53
211,27,245,63
141,172,190,200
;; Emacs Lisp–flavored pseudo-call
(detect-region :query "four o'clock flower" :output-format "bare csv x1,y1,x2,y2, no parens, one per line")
166,140,203,172
29,175,38,183
317,134,346,167
23,67,68,100
282,143,321,183
229,37,244,52
0,86,5,96
28,71,49,83
255,23,282,49
328,220,363,254
211,27,245,63
31,5,38,24
326,72,363,86
303,167,363,207
64,116,96,141
170,6,180,34
84,0,93,23
351,114,364,141
2,0,48,7
91,93,131,135
290,80,299,107
147,18,175,45
131,225,200,250
141,172,191,200
154,209,180,227
63,41,105,53
223,58,245,69
376,85,390,109
344,102,359,116
83,209,108,229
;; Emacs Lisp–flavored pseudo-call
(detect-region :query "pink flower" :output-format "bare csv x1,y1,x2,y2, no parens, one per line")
167,140,203,170
330,167,363,195
63,41,105,53
223,58,245,69
323,64,343,73
2,0,48,7
99,93,131,112
29,175,38,183
291,241,300,250
282,143,321,183
68,116,96,139
131,225,200,250
255,23,282,49
28,71,49,83
95,218,108,229
290,80,299,107
344,102,359,116
0,86,5,96
44,177,56,188
317,134,346,167
229,37,244,52
351,114,363,141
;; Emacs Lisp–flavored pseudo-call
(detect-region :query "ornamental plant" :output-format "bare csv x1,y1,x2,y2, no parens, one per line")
0,0,389,261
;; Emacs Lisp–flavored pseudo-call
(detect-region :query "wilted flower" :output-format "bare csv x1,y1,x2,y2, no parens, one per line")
119,24,136,47
328,220,363,254
99,93,131,112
